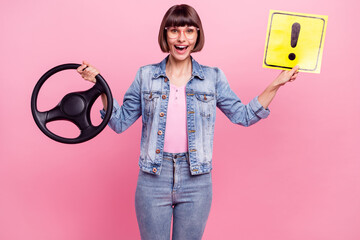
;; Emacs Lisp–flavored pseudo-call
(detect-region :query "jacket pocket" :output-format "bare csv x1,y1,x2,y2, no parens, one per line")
143,92,160,122
195,93,215,119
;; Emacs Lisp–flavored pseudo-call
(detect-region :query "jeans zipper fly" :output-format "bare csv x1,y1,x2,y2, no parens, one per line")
173,158,176,190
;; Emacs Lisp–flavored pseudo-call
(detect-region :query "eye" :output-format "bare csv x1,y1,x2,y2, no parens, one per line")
170,28,178,33
186,28,195,34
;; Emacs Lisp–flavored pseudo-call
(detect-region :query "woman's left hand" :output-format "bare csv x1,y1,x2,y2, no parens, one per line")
258,65,300,109
273,65,299,87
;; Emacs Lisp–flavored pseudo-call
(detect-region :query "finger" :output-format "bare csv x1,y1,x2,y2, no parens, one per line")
289,65,300,76
290,74,298,81
87,75,96,83
290,71,298,77
84,74,95,82
84,69,97,82
77,64,89,73
80,60,92,72
90,68,99,76
82,65,89,72
77,60,89,72
77,64,86,73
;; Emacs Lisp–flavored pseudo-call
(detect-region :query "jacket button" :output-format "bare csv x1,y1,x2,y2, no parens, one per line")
159,112,165,117
164,78,168,82
156,149,160,154
162,95,167,99
153,168,157,173
158,130,163,135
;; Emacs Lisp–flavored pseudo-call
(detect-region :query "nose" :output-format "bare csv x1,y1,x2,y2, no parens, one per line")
177,30,186,42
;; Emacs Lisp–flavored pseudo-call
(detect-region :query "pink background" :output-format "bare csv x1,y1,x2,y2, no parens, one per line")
1,0,359,239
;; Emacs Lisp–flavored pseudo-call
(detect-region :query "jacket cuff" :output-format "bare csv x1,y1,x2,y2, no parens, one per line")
250,96,270,119
100,99,119,120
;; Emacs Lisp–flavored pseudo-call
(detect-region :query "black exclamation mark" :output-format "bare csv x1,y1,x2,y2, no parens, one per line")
288,22,301,60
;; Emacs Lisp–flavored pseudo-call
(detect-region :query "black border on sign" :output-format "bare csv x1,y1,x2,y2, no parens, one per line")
264,12,326,71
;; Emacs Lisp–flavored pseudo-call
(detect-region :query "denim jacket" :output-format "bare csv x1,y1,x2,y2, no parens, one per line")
101,56,270,175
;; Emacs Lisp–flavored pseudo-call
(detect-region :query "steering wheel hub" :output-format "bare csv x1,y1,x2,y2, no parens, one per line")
61,94,86,116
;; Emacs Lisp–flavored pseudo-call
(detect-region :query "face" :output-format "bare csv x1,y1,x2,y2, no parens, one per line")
166,26,198,62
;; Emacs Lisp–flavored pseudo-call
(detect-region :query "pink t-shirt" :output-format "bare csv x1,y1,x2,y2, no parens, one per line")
163,83,188,153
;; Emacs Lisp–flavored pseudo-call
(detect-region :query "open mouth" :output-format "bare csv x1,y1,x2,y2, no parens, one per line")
175,45,188,51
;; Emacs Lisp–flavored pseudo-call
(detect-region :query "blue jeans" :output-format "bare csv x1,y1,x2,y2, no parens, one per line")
135,152,213,240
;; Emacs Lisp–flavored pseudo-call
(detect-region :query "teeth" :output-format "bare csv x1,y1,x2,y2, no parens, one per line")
176,46,187,49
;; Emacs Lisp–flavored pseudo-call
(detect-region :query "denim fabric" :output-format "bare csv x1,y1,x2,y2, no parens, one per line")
101,55,270,175
135,152,212,240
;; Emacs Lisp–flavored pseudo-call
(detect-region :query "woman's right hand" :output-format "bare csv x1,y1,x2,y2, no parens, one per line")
77,61,108,111
77,60,100,83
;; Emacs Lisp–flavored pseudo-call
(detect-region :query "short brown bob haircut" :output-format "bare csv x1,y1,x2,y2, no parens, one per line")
158,4,205,53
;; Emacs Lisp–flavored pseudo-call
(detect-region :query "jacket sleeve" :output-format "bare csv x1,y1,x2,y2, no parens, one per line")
215,68,270,127
100,68,142,133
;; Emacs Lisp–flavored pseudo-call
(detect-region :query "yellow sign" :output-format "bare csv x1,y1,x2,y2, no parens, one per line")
263,10,328,73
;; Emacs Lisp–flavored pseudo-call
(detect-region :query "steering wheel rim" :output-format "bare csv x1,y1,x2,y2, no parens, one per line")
31,63,113,144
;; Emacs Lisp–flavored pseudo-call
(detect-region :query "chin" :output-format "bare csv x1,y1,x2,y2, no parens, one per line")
173,55,189,62
170,50,192,62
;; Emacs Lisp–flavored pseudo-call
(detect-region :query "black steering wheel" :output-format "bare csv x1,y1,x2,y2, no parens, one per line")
31,63,113,144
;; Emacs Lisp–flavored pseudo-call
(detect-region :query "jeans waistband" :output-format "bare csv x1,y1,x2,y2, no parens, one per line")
163,152,189,163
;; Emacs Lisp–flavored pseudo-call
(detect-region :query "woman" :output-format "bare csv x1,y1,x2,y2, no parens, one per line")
77,4,299,240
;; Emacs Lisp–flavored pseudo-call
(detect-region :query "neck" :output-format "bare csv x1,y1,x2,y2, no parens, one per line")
166,55,192,78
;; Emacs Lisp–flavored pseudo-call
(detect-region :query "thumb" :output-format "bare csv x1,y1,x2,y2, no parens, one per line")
289,65,299,75
82,60,91,67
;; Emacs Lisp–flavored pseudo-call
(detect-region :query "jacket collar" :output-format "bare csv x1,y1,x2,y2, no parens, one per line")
152,55,205,80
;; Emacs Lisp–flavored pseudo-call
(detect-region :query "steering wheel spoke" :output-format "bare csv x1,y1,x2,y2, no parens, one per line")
79,125,97,139
72,113,92,131
45,105,65,123
78,84,102,104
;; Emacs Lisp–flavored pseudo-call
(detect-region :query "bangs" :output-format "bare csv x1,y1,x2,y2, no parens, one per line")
164,8,199,28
